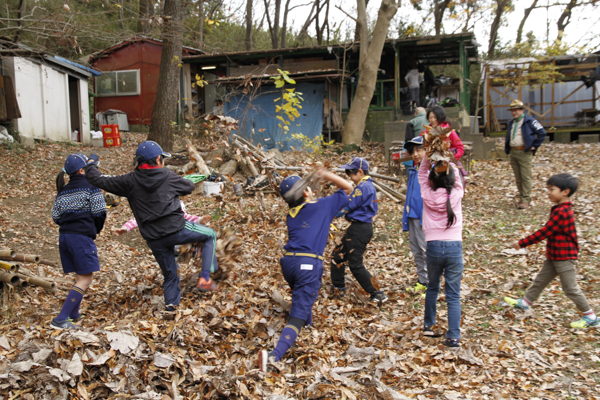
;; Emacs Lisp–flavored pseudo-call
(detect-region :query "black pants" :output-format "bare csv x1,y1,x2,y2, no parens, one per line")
330,221,375,293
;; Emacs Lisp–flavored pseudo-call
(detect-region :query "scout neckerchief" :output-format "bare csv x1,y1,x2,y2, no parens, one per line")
288,199,317,218
511,114,525,141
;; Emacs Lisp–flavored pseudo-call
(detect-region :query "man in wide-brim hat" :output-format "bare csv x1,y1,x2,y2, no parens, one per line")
504,99,547,209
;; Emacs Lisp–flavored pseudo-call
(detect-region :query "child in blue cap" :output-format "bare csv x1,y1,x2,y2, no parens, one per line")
403,137,428,294
258,169,352,372
84,141,219,313
331,157,385,302
51,154,107,330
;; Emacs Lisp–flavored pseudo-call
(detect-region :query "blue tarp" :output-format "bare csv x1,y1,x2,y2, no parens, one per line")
224,82,324,151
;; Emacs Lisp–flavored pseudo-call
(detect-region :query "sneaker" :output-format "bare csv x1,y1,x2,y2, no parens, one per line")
258,350,275,372
504,297,530,310
570,316,600,329
196,277,218,292
50,318,81,330
165,305,177,312
443,338,460,348
331,286,346,298
369,291,388,303
407,282,427,293
423,327,444,337
517,202,530,210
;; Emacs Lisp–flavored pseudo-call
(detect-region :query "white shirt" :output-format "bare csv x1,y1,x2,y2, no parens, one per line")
510,117,525,147
405,69,424,89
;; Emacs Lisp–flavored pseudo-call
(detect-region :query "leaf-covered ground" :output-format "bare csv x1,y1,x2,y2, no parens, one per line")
0,134,599,400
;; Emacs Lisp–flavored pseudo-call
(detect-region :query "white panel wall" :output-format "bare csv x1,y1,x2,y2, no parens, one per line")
13,57,89,142
13,58,45,139
79,79,91,144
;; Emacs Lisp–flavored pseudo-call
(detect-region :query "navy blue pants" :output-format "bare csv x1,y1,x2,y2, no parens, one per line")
59,233,100,275
146,222,217,307
280,255,322,322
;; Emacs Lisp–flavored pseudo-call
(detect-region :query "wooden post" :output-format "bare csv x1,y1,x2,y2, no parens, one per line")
551,61,555,128
459,40,466,108
394,43,399,116
186,140,211,176
486,66,492,132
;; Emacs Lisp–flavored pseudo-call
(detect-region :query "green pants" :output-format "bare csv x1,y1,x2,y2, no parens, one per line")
509,149,533,203
524,259,592,313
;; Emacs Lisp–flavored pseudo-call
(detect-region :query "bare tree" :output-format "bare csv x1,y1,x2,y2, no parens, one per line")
488,0,511,58
264,0,281,48
245,0,253,50
138,0,155,34
516,0,538,45
342,0,398,144
198,0,205,48
315,0,331,45
433,0,452,35
148,0,184,152
296,2,318,45
280,0,292,48
556,0,579,43
13,0,28,43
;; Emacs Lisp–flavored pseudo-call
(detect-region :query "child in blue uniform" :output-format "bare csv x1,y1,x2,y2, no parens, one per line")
403,137,428,294
51,154,107,330
258,170,352,372
331,157,385,302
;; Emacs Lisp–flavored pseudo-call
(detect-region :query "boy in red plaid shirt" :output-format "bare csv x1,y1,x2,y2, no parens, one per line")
504,173,599,329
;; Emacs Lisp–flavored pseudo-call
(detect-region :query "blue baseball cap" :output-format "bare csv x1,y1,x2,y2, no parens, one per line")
279,175,301,197
339,157,369,171
407,136,423,145
135,141,171,161
64,154,88,174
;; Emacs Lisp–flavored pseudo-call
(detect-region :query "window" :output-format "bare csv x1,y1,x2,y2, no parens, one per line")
95,70,140,96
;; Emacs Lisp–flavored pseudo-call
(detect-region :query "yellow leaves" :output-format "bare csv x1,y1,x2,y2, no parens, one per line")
194,74,208,88
206,19,220,26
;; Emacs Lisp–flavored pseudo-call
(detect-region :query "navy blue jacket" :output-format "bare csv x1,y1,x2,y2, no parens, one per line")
402,164,423,231
346,177,378,223
52,175,106,239
505,114,546,155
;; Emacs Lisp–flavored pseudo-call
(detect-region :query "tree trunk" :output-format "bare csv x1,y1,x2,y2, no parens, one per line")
488,0,511,58
296,2,317,46
354,0,370,42
245,0,253,50
13,0,27,43
264,0,281,49
516,0,538,44
342,0,398,145
280,0,292,48
138,0,155,34
556,0,578,43
148,0,184,152
433,0,452,36
198,0,205,49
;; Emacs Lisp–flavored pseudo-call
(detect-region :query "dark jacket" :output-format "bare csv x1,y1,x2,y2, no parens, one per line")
84,164,195,241
52,175,106,239
505,114,546,155
402,164,423,231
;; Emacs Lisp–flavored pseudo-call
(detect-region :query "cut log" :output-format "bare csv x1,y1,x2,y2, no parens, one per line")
0,261,18,272
0,271,19,285
218,160,238,177
374,180,406,201
0,249,15,258
245,156,259,177
373,181,401,203
16,273,55,290
186,140,211,176
10,253,40,263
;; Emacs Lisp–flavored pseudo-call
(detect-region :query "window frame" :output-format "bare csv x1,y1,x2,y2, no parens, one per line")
95,69,141,97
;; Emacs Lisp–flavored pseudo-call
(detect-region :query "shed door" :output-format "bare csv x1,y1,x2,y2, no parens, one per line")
68,76,81,142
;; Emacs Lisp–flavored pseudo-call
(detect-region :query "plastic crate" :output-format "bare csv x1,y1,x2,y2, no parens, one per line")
100,124,121,147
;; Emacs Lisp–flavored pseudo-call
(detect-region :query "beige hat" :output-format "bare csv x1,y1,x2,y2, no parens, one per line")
507,99,525,110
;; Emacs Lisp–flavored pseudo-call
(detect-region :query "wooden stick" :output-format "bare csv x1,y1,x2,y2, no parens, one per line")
233,135,286,166
9,254,40,263
373,181,401,203
185,140,211,176
0,249,15,258
245,156,259,177
332,168,400,183
16,273,55,290
38,259,58,267
374,180,406,200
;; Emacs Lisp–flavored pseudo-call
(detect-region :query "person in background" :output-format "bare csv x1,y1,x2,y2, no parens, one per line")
504,99,547,210
405,65,424,109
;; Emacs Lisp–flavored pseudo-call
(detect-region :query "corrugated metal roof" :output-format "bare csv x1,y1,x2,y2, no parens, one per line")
88,36,204,62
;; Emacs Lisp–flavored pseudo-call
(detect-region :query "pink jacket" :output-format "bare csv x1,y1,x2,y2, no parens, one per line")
440,122,464,160
121,211,201,232
418,158,464,242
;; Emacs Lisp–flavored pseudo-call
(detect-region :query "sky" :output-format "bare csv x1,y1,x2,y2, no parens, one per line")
229,0,600,55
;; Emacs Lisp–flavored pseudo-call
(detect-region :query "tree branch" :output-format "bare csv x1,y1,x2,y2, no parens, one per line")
335,5,357,23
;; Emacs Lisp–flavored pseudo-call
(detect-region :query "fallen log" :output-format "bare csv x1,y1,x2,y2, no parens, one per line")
373,181,401,203
0,249,15,258
245,156,259,177
38,259,58,268
232,135,286,166
186,140,211,176
9,253,40,263
332,168,400,183
373,180,406,201
16,273,55,290
264,166,304,171
0,271,19,285
0,261,19,272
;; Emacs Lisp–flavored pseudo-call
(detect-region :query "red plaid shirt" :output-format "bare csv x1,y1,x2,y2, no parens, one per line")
519,202,578,260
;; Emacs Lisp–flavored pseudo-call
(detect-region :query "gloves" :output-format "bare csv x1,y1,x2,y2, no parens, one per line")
335,206,349,218
88,153,99,166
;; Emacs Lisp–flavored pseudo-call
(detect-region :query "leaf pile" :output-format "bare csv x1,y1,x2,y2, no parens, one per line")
0,135,599,399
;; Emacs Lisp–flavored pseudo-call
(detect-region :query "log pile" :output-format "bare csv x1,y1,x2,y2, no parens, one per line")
0,248,58,291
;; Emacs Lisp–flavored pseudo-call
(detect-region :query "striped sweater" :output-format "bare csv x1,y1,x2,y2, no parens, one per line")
52,175,107,239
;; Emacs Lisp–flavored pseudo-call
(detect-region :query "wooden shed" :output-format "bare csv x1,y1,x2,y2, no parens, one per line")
89,37,203,130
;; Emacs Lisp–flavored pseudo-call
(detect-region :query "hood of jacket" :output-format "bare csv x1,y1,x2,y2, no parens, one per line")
133,168,171,193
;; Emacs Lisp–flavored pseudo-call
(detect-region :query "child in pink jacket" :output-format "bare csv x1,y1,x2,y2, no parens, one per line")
418,156,464,348
114,203,210,236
